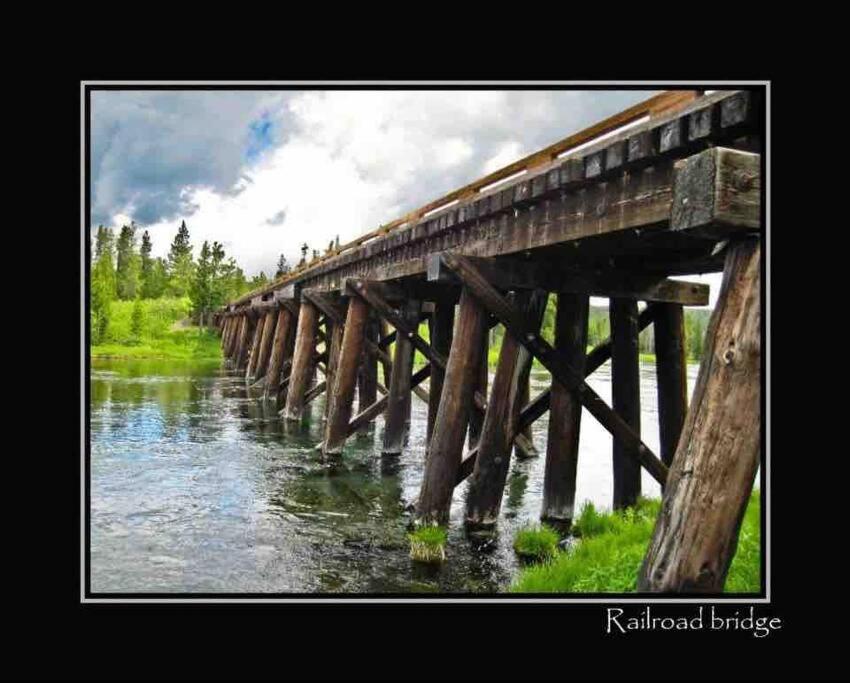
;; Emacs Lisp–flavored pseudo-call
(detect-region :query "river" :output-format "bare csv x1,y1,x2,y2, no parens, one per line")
89,357,698,594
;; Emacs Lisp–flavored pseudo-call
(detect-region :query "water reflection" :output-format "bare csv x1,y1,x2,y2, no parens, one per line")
90,357,698,593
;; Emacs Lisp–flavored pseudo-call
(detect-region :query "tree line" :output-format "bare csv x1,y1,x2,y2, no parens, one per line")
90,220,295,344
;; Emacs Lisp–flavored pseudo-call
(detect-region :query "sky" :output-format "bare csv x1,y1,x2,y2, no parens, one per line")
91,89,720,307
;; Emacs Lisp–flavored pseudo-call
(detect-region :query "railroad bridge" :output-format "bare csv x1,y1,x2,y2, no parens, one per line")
214,89,763,592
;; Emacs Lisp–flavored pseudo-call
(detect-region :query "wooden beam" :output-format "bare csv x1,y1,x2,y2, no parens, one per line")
234,315,252,370
356,313,380,431
426,300,455,446
654,303,688,470
324,295,370,455
314,364,431,453
610,297,642,509
638,239,760,592
464,291,546,527
282,301,320,422
671,146,760,238
245,313,266,380
455,304,659,486
440,252,667,486
416,288,488,525
254,310,278,380
264,306,296,398
428,253,709,305
382,299,419,456
542,293,589,525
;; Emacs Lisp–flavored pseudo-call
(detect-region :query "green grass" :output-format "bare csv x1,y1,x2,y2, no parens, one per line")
90,297,222,361
91,327,222,361
408,525,448,563
510,491,761,594
513,524,560,562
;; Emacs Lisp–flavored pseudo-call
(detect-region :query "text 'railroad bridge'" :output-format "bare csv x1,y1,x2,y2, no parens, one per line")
214,89,763,592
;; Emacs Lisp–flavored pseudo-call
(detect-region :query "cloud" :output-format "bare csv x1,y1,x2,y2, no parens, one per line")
92,89,665,276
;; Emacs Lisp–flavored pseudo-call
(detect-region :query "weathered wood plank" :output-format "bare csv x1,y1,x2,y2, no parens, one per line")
264,307,296,398
638,239,760,592
254,310,277,380
245,313,266,380
427,300,455,447
671,147,760,238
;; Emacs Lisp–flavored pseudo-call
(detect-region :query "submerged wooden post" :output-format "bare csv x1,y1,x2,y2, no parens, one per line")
245,312,266,380
254,309,278,381
638,239,760,592
541,293,589,525
514,374,538,457
467,330,489,449
610,298,642,509
356,313,379,426
235,314,252,370
464,292,539,526
654,303,688,469
426,300,455,446
282,300,319,422
324,296,370,455
228,314,242,360
265,306,295,398
416,288,487,525
323,313,345,420
382,299,419,456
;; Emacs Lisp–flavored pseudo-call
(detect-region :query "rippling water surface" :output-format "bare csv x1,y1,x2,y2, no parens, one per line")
90,357,698,593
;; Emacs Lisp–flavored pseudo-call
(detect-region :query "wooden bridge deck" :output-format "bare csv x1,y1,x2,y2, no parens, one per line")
215,88,763,593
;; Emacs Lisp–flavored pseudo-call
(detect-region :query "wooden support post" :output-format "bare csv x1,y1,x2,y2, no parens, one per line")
654,303,688,469
638,239,760,592
264,306,295,399
426,300,455,446
235,314,252,370
324,296,370,455
228,315,242,359
356,314,379,428
254,309,277,381
323,315,345,420
416,288,487,525
610,298,642,509
378,319,392,385
437,252,667,486
221,317,232,351
245,313,266,380
541,293,589,525
382,299,419,456
514,376,537,458
465,292,543,526
467,330,489,449
282,301,319,422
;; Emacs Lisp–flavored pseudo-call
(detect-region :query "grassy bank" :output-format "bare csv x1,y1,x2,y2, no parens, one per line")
510,490,760,593
90,297,222,361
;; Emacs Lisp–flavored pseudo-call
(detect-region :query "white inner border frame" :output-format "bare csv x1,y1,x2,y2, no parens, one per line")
80,80,770,604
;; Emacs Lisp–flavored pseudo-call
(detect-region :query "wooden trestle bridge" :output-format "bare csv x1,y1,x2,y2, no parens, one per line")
214,89,763,593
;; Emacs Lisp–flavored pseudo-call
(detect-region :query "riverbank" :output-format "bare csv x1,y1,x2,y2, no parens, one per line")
510,490,760,593
91,327,222,361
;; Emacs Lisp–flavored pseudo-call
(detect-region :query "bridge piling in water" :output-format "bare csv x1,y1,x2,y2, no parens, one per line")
214,90,763,587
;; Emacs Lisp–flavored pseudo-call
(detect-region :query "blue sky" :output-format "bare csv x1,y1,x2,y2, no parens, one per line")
90,89,721,305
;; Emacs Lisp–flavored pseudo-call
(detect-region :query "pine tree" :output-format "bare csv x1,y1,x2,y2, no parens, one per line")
275,253,290,279
166,220,194,297
115,223,141,300
140,230,155,298
130,296,145,342
189,241,213,328
91,227,116,344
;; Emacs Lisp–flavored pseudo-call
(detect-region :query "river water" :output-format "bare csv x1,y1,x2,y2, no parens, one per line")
90,358,698,594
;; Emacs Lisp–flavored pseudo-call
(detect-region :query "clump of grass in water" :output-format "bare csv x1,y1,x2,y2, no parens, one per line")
513,524,560,562
510,491,760,594
408,525,447,564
